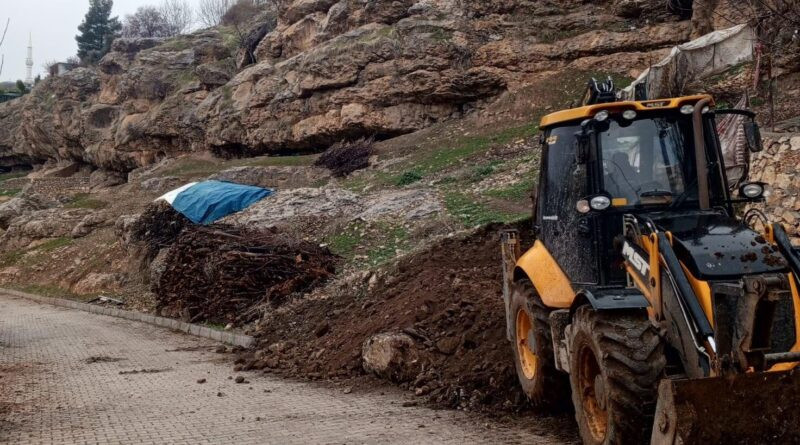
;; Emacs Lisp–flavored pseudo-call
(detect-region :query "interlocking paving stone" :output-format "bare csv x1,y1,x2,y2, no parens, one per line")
0,294,575,445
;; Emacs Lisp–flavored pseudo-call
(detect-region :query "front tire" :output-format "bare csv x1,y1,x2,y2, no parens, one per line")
509,281,569,410
569,305,665,445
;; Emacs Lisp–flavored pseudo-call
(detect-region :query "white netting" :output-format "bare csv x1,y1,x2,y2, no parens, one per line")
621,24,755,100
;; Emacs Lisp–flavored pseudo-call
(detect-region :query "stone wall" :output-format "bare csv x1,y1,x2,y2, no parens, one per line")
748,133,800,241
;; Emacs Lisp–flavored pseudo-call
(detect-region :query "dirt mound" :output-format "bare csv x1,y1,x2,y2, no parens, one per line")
240,221,541,412
153,225,337,324
314,137,374,177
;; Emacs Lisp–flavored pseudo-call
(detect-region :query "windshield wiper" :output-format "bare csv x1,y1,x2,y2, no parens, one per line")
671,178,697,208
640,189,674,197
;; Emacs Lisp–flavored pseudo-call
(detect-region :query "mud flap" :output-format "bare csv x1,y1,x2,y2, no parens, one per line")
651,369,800,444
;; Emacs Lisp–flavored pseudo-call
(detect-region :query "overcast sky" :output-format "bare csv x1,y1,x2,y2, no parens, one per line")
1,0,201,83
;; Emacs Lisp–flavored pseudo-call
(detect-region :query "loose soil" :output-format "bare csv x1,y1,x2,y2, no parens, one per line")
237,221,569,417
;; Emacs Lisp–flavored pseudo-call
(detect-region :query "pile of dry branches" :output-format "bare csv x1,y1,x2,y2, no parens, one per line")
128,200,191,265
152,225,337,324
315,137,374,177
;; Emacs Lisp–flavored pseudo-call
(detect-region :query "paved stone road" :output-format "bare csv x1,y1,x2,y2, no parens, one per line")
0,295,577,445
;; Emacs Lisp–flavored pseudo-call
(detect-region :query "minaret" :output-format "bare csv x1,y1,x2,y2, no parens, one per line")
25,34,33,86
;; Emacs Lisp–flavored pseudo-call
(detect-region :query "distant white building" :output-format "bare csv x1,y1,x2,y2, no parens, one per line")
49,63,77,77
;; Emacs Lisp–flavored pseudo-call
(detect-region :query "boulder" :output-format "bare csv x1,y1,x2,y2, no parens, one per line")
0,208,92,250
362,332,426,383
613,0,645,18
111,37,165,54
0,196,46,230
196,63,232,88
71,212,112,238
140,176,181,192
89,169,126,189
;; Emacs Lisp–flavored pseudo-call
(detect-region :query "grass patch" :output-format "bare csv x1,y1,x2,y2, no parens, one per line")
0,171,27,197
366,223,408,266
36,237,74,252
153,37,192,52
325,220,410,267
326,222,365,259
243,154,317,168
0,171,27,182
161,154,319,179
0,237,74,267
0,249,25,267
395,170,423,186
203,321,227,331
162,159,220,177
388,122,540,185
0,188,21,197
445,192,528,227
65,193,108,210
7,283,79,300
485,178,536,201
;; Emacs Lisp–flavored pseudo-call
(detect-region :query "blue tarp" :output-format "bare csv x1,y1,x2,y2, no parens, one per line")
169,180,274,225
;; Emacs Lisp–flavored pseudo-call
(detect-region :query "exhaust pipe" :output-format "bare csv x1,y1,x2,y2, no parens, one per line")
692,98,712,210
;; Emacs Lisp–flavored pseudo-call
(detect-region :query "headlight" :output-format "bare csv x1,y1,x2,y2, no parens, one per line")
590,195,612,211
680,104,695,115
594,110,609,122
740,182,765,199
622,110,637,120
576,199,591,214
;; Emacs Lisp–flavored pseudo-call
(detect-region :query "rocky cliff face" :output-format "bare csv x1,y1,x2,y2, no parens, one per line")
0,0,695,175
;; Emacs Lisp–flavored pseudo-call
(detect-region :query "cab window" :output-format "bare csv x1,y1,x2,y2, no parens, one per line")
599,115,693,207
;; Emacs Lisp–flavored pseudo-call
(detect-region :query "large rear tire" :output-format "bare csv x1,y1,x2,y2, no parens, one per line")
569,305,665,445
509,280,569,410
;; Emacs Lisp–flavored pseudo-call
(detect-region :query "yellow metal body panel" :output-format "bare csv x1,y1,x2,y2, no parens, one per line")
681,264,714,326
539,94,714,129
515,241,574,308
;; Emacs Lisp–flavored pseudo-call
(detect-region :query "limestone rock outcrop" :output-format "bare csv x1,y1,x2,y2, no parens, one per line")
0,0,699,175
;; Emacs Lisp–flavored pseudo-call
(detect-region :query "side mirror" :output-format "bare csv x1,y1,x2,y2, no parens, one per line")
744,121,763,152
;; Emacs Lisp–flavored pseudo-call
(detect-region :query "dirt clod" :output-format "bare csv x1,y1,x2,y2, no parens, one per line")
85,356,125,364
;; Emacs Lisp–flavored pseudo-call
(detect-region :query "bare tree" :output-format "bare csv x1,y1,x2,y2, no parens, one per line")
123,6,171,38
159,0,194,36
197,0,234,28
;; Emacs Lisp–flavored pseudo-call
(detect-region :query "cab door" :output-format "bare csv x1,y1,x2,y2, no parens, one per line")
537,125,598,285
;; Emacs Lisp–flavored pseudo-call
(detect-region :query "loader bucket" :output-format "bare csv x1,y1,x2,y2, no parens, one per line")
651,369,800,444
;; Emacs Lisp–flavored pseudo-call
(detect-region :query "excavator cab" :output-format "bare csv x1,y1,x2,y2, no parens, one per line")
501,92,800,444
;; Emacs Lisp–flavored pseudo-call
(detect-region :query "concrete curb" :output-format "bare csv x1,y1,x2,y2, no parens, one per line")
0,288,255,348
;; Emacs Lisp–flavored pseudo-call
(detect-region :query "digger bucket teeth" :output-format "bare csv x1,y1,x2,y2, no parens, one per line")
651,369,800,444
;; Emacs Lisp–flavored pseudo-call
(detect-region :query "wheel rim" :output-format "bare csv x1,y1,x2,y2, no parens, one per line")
515,308,537,380
578,344,608,442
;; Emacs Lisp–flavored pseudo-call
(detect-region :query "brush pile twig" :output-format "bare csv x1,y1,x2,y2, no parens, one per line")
152,225,337,324
315,137,374,177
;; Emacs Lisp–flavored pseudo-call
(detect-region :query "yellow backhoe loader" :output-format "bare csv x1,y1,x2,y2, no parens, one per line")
501,79,800,444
